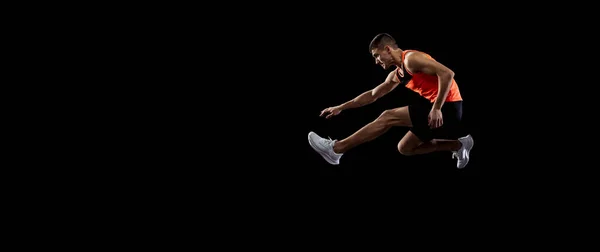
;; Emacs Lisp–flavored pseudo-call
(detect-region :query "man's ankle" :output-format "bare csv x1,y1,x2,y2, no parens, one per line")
333,142,344,154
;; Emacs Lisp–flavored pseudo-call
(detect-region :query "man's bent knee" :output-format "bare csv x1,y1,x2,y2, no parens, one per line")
398,131,423,156
397,142,416,156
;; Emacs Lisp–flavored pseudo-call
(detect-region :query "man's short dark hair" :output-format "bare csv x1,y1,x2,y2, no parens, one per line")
369,33,397,51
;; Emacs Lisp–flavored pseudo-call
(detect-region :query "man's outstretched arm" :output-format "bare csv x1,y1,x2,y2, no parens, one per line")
320,70,400,119
340,70,400,110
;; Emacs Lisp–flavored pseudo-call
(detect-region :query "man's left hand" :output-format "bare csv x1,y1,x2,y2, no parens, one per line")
428,109,443,129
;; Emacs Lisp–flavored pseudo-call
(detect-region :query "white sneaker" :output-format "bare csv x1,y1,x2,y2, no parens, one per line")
452,134,474,169
308,131,343,165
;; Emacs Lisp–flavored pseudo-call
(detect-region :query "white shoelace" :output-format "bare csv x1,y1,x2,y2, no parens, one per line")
321,137,334,146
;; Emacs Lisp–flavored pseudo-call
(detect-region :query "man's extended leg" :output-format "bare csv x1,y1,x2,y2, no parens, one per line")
308,107,412,165
335,107,412,153
397,132,474,168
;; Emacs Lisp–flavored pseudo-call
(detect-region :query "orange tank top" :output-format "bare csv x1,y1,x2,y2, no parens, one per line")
398,50,462,103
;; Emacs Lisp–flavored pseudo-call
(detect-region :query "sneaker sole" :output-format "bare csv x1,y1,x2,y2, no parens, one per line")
308,133,340,165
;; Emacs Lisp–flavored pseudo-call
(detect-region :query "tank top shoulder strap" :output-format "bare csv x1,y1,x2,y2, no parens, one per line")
400,50,418,76
401,49,434,75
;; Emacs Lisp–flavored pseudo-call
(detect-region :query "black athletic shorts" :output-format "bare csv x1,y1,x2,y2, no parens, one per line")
408,97,466,142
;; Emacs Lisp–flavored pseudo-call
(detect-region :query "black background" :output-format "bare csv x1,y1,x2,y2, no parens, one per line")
39,7,599,230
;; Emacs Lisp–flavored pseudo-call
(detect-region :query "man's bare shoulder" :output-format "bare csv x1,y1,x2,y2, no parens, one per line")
404,50,429,62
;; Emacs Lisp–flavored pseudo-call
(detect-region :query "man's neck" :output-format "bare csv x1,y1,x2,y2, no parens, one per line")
390,48,404,67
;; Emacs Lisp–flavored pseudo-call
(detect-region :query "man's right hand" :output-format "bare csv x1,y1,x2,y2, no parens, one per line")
320,106,343,119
